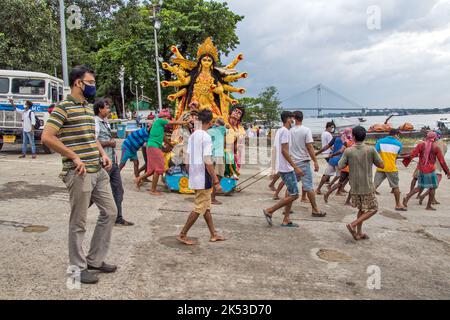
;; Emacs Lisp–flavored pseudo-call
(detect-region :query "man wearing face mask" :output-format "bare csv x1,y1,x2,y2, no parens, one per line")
8,99,37,159
42,65,118,285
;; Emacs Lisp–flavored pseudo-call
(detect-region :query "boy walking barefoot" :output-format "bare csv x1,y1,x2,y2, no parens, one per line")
177,110,225,245
263,111,303,228
338,126,384,241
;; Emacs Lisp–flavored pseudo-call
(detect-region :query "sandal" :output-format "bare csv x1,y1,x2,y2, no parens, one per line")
263,209,273,227
312,211,327,217
281,222,299,228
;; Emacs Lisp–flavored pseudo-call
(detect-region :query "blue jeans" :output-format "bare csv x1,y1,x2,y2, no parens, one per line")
295,161,314,192
22,131,36,155
280,171,299,196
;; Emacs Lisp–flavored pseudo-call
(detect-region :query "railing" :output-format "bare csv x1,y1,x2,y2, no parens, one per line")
0,110,22,129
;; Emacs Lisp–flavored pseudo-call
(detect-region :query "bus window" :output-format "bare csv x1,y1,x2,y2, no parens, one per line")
12,78,45,95
51,85,58,103
0,78,9,93
58,86,63,101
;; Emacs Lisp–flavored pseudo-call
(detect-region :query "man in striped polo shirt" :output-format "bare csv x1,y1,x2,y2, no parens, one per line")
42,65,118,285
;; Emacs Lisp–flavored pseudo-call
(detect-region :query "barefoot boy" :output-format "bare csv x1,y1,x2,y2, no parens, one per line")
177,109,225,245
338,126,384,241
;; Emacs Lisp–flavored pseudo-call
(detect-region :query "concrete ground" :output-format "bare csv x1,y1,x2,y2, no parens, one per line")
0,143,449,300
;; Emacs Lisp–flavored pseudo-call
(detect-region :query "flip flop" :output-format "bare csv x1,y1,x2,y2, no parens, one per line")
281,222,299,228
395,207,408,211
263,209,273,227
346,224,358,240
312,211,327,217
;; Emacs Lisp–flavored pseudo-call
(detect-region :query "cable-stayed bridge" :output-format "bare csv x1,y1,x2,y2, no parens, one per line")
281,84,401,118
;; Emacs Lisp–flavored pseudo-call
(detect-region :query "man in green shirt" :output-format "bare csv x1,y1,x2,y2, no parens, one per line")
338,126,384,241
135,108,189,195
42,65,117,285
207,118,227,204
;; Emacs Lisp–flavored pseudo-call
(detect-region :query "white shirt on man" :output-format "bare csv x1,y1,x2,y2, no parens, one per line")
290,124,314,162
321,131,333,155
188,129,213,190
15,108,36,133
274,126,293,173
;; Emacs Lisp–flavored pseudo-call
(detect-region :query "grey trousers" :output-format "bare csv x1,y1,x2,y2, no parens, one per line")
63,168,117,270
108,163,124,222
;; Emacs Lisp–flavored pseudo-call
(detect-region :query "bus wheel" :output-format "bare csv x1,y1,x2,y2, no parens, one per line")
42,145,54,154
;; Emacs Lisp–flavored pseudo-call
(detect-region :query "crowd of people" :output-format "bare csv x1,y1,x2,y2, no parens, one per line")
266,110,449,240
39,65,449,285
40,65,245,284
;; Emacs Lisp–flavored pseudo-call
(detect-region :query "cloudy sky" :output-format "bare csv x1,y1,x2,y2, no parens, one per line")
221,0,450,109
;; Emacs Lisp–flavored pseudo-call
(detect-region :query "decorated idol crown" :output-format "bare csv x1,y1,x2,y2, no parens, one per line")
197,37,219,62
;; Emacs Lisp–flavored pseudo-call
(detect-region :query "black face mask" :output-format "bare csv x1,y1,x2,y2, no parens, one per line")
82,83,97,99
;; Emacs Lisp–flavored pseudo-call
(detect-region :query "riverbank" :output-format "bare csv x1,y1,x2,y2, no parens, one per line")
0,144,449,299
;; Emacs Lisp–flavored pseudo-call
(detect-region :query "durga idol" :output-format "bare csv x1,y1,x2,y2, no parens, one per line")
161,37,248,124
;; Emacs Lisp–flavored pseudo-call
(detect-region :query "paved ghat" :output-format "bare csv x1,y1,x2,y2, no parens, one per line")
0,144,449,299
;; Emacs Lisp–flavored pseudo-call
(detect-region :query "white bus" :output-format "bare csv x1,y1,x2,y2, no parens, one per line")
0,70,68,153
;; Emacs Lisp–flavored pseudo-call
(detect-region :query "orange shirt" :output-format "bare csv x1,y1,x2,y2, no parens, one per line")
340,140,354,173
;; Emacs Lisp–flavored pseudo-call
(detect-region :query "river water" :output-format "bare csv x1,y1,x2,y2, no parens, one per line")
300,113,450,160
302,113,450,134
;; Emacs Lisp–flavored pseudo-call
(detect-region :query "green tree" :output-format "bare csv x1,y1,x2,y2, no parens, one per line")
239,97,260,123
0,0,59,74
158,0,244,63
258,86,282,127
1,0,243,117
239,87,282,127
93,0,244,113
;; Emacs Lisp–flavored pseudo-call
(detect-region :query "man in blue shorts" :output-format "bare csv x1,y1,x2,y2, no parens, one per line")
263,111,303,228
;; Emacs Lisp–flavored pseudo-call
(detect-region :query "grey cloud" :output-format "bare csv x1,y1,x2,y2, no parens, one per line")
222,0,449,109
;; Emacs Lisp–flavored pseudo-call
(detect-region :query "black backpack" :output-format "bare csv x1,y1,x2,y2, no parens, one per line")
28,111,41,130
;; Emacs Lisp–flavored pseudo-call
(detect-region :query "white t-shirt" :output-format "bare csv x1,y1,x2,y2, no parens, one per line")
274,126,293,173
188,129,213,190
16,108,36,133
290,125,314,162
321,131,333,155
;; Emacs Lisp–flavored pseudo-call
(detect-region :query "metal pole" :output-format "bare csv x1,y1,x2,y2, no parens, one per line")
316,85,319,118
119,65,125,119
135,83,139,115
153,6,163,112
59,0,69,86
